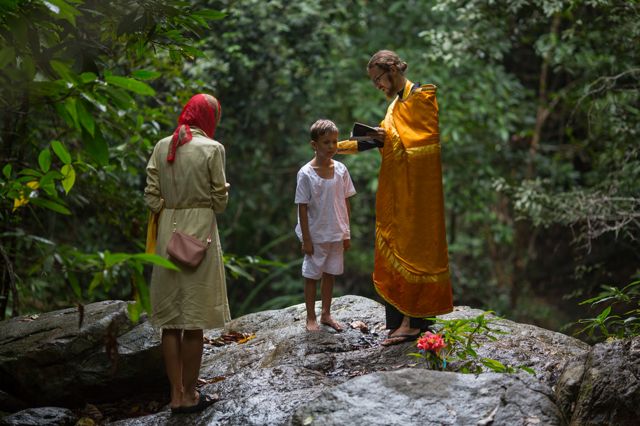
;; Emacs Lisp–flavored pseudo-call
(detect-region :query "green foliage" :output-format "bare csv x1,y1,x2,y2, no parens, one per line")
409,312,535,375
0,0,226,318
573,280,640,341
0,0,637,331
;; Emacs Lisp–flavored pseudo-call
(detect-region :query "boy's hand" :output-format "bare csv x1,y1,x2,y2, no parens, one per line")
343,239,351,251
302,240,314,255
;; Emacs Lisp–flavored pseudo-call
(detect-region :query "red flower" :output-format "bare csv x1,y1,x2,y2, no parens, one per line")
416,332,446,354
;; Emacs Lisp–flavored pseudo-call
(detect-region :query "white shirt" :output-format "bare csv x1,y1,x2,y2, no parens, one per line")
295,160,356,243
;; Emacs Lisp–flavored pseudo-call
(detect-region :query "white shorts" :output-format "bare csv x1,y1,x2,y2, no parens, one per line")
302,241,344,280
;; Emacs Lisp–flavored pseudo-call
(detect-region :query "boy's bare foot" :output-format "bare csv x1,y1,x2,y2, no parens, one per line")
306,318,320,331
320,315,343,332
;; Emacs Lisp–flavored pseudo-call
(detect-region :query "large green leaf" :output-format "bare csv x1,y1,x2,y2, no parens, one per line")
50,59,74,82
82,128,109,167
193,10,226,20
76,99,95,136
38,149,51,173
30,197,71,215
51,140,72,164
61,164,76,194
43,0,80,26
103,252,132,268
132,253,180,271
131,70,161,80
105,75,155,96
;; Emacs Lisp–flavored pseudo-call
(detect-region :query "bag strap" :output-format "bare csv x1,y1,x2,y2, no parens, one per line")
168,162,212,246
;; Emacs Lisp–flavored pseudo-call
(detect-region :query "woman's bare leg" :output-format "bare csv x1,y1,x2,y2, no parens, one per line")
161,329,183,408
181,329,204,406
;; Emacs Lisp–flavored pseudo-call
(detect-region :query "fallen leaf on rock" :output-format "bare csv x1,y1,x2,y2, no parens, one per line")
75,417,95,426
19,314,39,322
205,331,256,346
198,376,226,386
82,403,103,421
350,320,369,333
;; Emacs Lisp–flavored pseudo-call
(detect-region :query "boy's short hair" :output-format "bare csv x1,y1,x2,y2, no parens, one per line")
310,119,338,141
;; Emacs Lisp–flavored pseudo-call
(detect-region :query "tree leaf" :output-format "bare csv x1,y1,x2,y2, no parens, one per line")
80,72,97,83
131,70,161,80
105,75,155,96
193,10,226,20
51,140,72,164
0,46,15,69
30,197,71,215
88,271,103,294
2,164,11,179
64,97,79,128
38,148,51,172
76,99,95,136
43,0,80,26
61,164,76,194
50,59,74,82
68,272,82,298
83,128,109,166
103,252,132,268
132,253,180,271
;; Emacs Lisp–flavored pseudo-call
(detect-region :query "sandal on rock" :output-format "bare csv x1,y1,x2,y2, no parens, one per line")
381,333,421,347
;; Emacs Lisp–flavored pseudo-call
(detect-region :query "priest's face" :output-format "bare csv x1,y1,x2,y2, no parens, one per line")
368,65,404,98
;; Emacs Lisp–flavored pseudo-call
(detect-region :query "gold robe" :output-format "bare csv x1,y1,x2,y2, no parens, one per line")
340,80,453,317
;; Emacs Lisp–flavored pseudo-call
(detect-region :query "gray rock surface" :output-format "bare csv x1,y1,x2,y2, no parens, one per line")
0,300,164,407
0,407,76,426
289,368,562,426
557,335,640,425
105,296,587,425
3,295,618,426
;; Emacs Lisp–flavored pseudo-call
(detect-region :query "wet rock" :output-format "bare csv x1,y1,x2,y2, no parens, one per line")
0,407,76,426
109,366,333,426
2,296,609,425
290,368,562,426
0,301,164,407
557,335,640,425
438,307,590,386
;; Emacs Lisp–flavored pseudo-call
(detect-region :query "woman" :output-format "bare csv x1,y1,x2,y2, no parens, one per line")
339,50,453,346
144,93,230,414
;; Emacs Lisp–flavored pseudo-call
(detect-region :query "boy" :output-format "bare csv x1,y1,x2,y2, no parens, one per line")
295,119,356,332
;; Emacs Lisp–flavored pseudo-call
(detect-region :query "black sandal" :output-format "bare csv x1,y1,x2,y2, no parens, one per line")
179,392,219,414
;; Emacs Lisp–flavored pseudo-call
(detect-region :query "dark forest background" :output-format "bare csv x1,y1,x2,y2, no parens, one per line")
1,0,638,339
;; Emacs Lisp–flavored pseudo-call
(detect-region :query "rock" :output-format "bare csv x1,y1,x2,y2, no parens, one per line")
0,390,27,413
105,296,590,425
0,301,165,407
4,295,615,425
290,368,562,426
556,336,640,425
0,407,76,426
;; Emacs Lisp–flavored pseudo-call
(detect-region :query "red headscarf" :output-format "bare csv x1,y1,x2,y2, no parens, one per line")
167,94,221,162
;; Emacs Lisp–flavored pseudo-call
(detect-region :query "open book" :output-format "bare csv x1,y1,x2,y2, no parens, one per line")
350,122,379,141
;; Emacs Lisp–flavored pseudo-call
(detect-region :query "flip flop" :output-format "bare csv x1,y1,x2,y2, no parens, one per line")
170,406,185,415
180,392,219,414
381,333,421,347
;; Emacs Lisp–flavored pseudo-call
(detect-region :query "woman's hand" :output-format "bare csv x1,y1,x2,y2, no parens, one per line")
343,239,351,251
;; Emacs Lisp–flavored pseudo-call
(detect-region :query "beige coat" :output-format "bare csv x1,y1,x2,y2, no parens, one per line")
144,128,231,329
